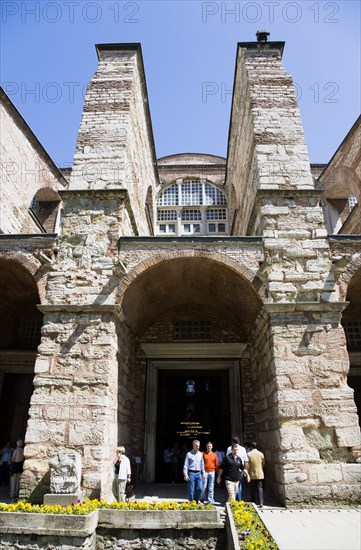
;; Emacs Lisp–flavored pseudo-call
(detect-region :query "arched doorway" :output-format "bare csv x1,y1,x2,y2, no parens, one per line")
0,259,42,446
120,256,262,481
342,267,361,426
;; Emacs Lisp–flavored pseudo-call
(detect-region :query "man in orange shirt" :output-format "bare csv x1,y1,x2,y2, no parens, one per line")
201,442,219,504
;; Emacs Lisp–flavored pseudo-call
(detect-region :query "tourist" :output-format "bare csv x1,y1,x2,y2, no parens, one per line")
0,442,13,487
226,436,249,500
112,447,121,502
247,442,265,508
10,439,24,501
183,439,205,502
201,441,218,504
217,443,249,502
112,446,131,502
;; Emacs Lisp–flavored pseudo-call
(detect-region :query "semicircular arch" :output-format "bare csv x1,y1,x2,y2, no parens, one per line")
119,249,265,304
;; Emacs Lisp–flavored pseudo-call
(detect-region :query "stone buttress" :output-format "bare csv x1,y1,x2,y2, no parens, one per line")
228,40,361,505
22,44,158,501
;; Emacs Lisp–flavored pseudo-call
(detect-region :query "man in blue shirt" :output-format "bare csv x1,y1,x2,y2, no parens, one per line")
183,439,205,502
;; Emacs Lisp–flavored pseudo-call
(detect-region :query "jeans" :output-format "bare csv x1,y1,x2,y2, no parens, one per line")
187,471,203,502
236,477,243,500
201,471,215,503
250,479,264,506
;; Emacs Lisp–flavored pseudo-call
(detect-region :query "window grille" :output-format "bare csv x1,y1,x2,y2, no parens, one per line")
17,317,42,349
206,208,227,220
204,183,227,205
156,180,228,236
181,209,202,221
159,223,176,233
157,183,179,206
174,320,212,340
181,181,203,206
30,198,40,212
348,194,358,210
343,320,361,350
158,210,177,221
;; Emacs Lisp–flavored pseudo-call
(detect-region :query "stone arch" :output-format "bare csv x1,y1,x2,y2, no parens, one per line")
118,250,265,338
323,166,361,203
0,250,47,304
338,253,361,301
119,249,266,304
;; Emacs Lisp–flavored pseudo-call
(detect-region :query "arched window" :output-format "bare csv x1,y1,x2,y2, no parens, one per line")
156,180,228,236
29,188,61,233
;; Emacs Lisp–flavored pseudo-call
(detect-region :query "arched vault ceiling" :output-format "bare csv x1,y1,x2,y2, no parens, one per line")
0,259,40,311
122,258,262,337
346,269,361,305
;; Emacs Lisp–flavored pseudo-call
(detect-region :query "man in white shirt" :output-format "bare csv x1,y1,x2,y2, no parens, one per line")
226,437,249,500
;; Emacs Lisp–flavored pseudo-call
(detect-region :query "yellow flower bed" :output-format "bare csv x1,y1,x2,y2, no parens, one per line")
230,501,278,550
0,499,213,515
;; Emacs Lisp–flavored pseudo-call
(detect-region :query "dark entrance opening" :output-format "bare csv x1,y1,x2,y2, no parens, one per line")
155,369,230,482
0,373,34,446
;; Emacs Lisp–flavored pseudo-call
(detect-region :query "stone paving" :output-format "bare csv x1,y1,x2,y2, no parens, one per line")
258,507,361,550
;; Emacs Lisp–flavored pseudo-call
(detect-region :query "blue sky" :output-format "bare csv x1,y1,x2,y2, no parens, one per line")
1,0,360,167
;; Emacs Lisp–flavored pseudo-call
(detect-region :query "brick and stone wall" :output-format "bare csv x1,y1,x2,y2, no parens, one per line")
0,91,65,234
227,42,314,236
69,45,158,236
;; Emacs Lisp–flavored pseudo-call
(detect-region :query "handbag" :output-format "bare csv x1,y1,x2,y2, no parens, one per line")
125,482,135,499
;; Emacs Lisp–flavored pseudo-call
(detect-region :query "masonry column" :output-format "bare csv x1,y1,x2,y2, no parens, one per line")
228,37,361,505
22,43,158,501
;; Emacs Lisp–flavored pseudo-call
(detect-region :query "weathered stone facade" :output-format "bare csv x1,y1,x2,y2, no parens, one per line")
0,40,360,506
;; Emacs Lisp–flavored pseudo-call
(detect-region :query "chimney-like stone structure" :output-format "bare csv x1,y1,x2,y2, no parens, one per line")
228,39,361,505
70,43,158,236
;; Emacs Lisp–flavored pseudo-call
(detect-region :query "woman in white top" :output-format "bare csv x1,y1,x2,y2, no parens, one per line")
112,446,131,502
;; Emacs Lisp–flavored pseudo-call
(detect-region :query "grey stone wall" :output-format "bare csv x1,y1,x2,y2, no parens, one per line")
96,529,224,549
0,533,96,550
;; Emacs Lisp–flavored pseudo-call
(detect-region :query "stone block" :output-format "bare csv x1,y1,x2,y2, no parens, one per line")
304,428,334,450
68,422,107,446
0,510,98,537
335,427,361,447
279,427,306,450
308,464,342,483
278,389,313,402
44,492,84,505
331,483,361,504
283,470,308,484
320,387,355,400
341,464,361,483
321,414,358,428
281,448,320,463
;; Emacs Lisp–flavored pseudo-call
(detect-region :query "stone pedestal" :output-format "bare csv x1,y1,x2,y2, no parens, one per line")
43,492,84,505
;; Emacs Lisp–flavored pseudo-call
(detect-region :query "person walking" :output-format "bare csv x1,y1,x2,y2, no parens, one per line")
183,439,205,502
201,441,218,504
112,446,131,502
226,436,249,501
0,442,13,487
247,441,265,507
10,440,24,501
217,444,250,502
